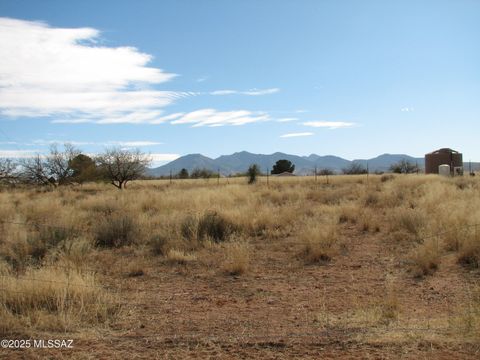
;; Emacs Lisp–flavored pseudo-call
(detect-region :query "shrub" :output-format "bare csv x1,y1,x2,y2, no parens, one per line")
247,164,260,184
391,208,426,240
0,266,119,335
181,215,198,241
381,174,395,182
409,241,439,278
165,249,197,264
458,237,480,269
300,223,338,264
197,211,236,242
149,234,170,256
94,214,138,248
221,241,250,275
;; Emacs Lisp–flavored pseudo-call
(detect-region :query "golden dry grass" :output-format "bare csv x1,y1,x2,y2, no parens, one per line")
1,174,480,353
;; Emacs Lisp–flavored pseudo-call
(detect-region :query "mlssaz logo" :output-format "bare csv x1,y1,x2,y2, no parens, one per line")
34,339,74,349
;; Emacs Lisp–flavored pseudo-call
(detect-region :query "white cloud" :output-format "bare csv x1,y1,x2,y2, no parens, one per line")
149,153,180,162
196,76,209,82
108,141,162,147
0,17,179,122
280,132,314,138
302,121,355,129
210,88,279,96
276,117,298,122
149,112,185,124
24,139,162,147
149,153,181,167
0,149,43,158
401,107,414,112
170,109,270,127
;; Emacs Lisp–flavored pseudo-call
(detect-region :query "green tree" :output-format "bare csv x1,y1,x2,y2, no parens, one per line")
247,164,260,184
69,154,98,184
178,168,189,179
271,159,295,174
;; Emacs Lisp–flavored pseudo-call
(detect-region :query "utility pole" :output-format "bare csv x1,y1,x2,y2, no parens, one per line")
217,168,220,185
314,165,317,183
266,167,269,187
169,169,172,184
366,161,369,185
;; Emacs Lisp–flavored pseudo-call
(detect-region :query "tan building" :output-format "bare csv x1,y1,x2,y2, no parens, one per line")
425,148,463,175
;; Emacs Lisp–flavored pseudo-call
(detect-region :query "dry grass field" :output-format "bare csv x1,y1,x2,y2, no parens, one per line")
1,174,480,359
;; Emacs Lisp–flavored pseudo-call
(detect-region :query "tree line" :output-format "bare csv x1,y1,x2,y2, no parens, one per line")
1,151,421,189
0,144,151,189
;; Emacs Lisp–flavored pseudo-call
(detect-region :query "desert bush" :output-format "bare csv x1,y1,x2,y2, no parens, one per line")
458,236,480,269
0,266,118,335
221,240,250,275
409,241,440,278
197,211,236,242
0,227,50,272
363,191,379,207
94,213,138,248
390,207,427,241
381,174,395,182
165,249,197,264
181,214,198,241
300,222,338,263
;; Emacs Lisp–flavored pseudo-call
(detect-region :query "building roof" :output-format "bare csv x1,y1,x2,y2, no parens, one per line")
426,148,460,155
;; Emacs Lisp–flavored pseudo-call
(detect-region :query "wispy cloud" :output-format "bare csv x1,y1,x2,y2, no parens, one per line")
0,18,277,126
0,149,43,158
170,109,270,127
50,108,270,127
109,141,162,147
24,139,163,147
149,153,181,167
210,88,279,96
150,153,180,162
196,76,209,83
280,132,314,138
276,117,298,123
401,107,414,112
302,121,355,129
0,18,180,123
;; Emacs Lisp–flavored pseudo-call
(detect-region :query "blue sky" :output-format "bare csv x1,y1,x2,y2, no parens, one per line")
0,0,479,166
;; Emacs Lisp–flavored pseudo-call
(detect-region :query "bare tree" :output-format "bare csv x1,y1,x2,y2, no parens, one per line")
20,154,52,186
0,158,18,185
46,143,81,185
96,148,151,189
342,163,368,175
389,159,418,174
19,144,82,187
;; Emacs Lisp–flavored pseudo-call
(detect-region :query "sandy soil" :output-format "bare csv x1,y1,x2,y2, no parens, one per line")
2,225,479,359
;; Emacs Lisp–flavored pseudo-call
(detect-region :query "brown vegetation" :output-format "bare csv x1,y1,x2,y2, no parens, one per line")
0,174,479,358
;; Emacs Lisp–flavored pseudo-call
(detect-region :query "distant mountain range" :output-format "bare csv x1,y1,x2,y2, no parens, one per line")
147,151,433,176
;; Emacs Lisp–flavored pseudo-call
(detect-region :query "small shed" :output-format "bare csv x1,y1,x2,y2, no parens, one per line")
273,172,296,177
425,148,463,175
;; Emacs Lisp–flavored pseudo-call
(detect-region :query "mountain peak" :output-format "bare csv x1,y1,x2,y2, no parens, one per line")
146,151,425,177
